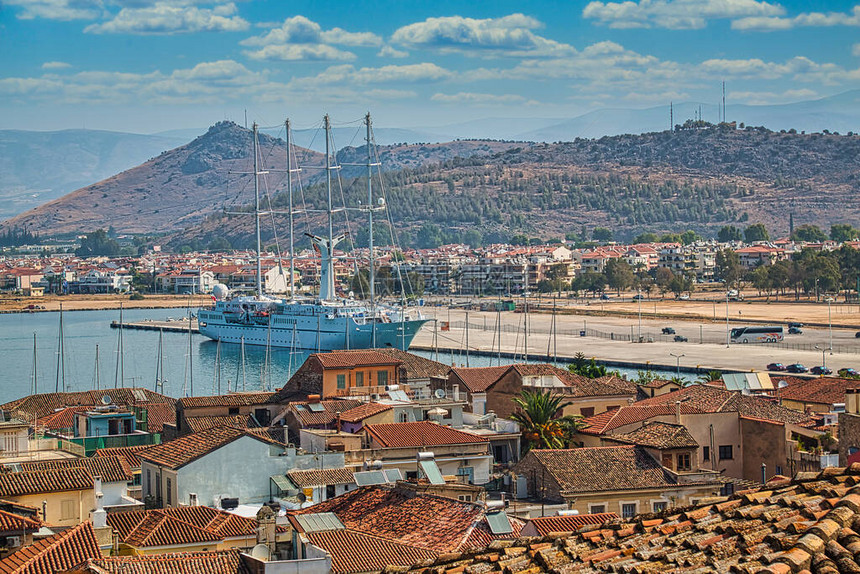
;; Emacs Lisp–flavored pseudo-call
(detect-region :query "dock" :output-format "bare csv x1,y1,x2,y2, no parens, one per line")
110,319,199,333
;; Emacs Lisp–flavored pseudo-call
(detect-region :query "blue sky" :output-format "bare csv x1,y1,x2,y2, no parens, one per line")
1,0,859,133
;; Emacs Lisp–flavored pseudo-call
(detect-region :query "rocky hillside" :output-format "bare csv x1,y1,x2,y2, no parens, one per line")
0,122,517,236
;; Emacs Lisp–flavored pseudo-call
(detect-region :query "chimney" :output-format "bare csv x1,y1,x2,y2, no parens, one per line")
91,477,106,529
847,388,860,415
452,384,460,402
189,493,198,506
761,462,767,484
675,401,682,424
256,505,277,554
308,394,321,404
335,412,341,433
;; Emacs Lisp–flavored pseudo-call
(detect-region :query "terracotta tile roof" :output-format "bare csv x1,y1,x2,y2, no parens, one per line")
0,521,101,574
294,485,519,553
185,414,257,433
0,509,41,535
306,529,437,574
138,426,282,470
17,455,133,484
179,392,275,409
0,389,174,421
579,404,693,435
0,467,93,497
92,445,153,470
288,399,363,427
768,375,859,406
313,350,403,369
365,421,488,448
606,421,699,449
107,505,279,543
517,446,676,494
449,366,509,393
337,402,392,424
399,463,860,574
36,406,92,430
523,513,620,536
558,372,637,398
121,511,222,548
140,402,176,433
72,550,252,574
593,374,639,395
370,348,451,380
286,467,356,488
640,378,681,389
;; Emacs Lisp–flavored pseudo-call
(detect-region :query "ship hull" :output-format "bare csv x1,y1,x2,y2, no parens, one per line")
198,311,428,351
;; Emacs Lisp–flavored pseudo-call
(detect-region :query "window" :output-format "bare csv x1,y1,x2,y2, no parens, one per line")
336,374,346,390
776,465,783,475
702,446,710,463
377,370,388,387
146,469,151,494
720,482,735,497
60,499,76,520
398,412,409,423
166,478,172,505
325,484,336,500
652,501,668,513
676,453,691,471
621,503,637,519
589,505,606,514
458,495,472,502
355,371,364,387
228,407,239,415
719,445,733,460
580,407,595,418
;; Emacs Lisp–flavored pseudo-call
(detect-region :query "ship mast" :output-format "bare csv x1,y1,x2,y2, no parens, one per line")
325,115,334,263
366,113,376,347
286,119,296,300
253,123,263,298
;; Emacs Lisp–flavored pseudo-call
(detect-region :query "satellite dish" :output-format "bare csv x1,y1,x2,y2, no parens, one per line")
296,492,306,503
101,394,112,405
250,544,271,560
434,389,446,399
778,380,789,389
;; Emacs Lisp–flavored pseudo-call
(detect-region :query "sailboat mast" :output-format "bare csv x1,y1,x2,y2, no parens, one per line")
325,115,334,256
31,333,37,395
94,344,100,391
286,118,295,300
366,113,376,347
55,303,65,393
253,123,263,298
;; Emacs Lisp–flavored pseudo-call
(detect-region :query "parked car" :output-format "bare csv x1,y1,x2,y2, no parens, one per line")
786,363,808,373
767,363,787,372
678,294,690,301
838,368,859,377
788,326,803,335
632,294,644,300
674,335,688,342
788,322,803,328
810,366,832,375
600,293,610,300
855,331,860,338
662,327,676,335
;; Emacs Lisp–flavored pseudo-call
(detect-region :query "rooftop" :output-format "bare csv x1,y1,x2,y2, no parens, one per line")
70,550,251,574
365,421,489,448
0,521,100,574
313,350,403,369
606,421,699,450
0,467,93,497
306,529,436,574
179,392,276,409
138,426,284,470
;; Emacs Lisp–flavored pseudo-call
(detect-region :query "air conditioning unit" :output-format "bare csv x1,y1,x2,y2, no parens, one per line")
6,536,22,547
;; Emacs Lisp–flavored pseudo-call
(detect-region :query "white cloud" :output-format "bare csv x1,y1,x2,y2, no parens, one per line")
84,2,249,34
583,0,784,29
41,61,72,70
732,6,860,30
728,88,818,104
378,45,409,58
240,15,380,61
390,14,574,57
4,0,102,20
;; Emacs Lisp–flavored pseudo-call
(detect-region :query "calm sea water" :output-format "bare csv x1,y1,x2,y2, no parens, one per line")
0,309,689,404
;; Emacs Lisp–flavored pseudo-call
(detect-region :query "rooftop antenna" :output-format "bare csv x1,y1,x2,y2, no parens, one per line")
670,102,673,132
244,109,247,129
722,81,726,123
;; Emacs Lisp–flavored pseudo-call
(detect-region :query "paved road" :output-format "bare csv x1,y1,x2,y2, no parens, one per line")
411,306,860,374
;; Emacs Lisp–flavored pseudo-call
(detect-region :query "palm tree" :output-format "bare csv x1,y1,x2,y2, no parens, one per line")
510,389,580,452
698,370,723,384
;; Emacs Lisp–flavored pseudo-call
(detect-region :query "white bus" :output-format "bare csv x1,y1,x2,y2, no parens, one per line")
730,326,784,343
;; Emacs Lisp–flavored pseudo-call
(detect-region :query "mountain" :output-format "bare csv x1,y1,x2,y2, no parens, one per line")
0,129,186,221
0,122,518,237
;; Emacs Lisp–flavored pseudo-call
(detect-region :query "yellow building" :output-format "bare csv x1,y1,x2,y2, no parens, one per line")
0,467,94,527
278,350,404,399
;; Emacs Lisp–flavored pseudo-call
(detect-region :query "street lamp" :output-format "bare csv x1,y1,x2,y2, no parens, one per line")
815,345,826,372
826,297,834,353
670,352,685,377
637,287,642,342
725,291,730,348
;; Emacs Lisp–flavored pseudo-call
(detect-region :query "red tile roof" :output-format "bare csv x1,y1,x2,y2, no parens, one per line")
0,509,41,535
768,375,859,406
36,406,93,430
0,467,93,497
287,399,363,427
365,421,488,448
294,485,518,553
121,511,222,548
313,350,403,369
0,389,174,421
92,445,153,470
606,421,699,449
524,513,620,536
179,392,276,409
138,426,282,470
18,455,132,484
449,366,509,393
0,521,101,574
107,505,281,543
370,348,451,380
337,402,392,424
286,467,356,488
72,550,252,574
307,529,436,574
140,402,177,433
185,414,258,433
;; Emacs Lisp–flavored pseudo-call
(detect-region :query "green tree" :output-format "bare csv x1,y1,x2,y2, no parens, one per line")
680,230,702,245
718,225,743,243
604,258,635,294
715,248,743,287
632,232,659,244
592,227,613,242
744,223,770,243
76,229,120,257
510,389,575,451
698,370,723,383
831,224,860,243
791,224,828,243
568,352,608,378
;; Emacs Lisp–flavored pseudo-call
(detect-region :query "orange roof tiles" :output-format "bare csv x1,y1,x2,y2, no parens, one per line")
288,399,363,427
337,402,392,424
179,392,275,409
0,388,174,421
606,421,699,450
107,505,280,544
0,467,93,497
0,509,41,535
122,511,222,548
73,550,252,574
18,455,132,484
286,467,356,488
307,529,436,574
313,350,403,369
0,521,101,574
92,445,154,470
184,414,257,433
524,513,620,536
365,421,488,448
449,365,509,393
138,426,282,470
